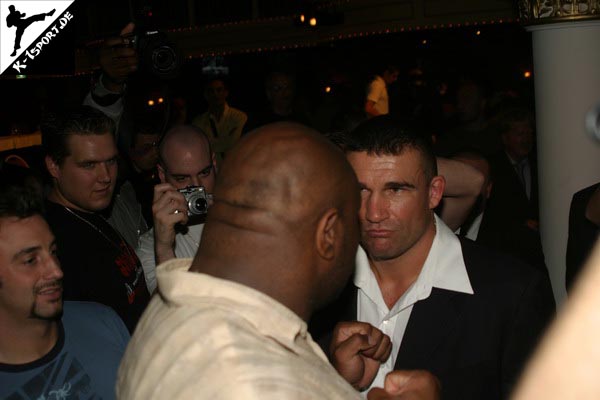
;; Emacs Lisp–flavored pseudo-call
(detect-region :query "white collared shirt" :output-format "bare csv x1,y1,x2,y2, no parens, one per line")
356,214,474,393
456,211,484,241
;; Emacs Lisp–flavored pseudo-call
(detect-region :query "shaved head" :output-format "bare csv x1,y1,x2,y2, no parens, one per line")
159,125,211,164
215,123,356,228
192,122,360,320
158,125,216,191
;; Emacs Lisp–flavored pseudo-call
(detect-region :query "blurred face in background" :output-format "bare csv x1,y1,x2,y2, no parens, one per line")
204,80,228,110
130,132,159,173
502,120,534,161
266,73,295,114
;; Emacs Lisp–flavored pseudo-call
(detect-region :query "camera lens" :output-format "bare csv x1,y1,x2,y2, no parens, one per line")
193,198,208,214
153,46,176,73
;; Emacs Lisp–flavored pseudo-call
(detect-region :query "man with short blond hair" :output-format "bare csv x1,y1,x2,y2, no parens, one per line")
42,106,149,332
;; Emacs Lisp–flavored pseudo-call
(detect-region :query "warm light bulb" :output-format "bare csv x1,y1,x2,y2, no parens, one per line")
309,17,317,26
476,30,481,35
158,97,164,103
325,86,331,93
300,14,305,23
148,100,155,106
524,71,532,78
422,39,427,44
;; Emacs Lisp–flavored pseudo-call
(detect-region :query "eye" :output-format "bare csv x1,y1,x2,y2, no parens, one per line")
174,176,187,182
106,158,118,166
24,256,38,266
199,166,213,177
81,162,95,170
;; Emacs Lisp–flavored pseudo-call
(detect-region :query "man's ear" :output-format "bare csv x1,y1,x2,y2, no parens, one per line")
484,181,493,199
315,208,340,261
45,155,60,180
212,152,219,174
157,163,166,183
429,176,445,210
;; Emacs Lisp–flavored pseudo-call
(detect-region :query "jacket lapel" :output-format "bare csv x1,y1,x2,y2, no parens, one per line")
394,288,467,369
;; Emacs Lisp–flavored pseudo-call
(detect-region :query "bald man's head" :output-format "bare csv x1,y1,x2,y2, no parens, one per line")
193,122,361,319
215,123,357,229
158,125,217,192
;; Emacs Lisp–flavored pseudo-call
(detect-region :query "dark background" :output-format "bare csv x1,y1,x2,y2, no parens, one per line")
0,0,534,136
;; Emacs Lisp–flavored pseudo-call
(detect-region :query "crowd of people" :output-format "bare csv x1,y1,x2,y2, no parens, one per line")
0,23,599,400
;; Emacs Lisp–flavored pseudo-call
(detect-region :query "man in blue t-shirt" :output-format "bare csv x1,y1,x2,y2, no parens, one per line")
0,182,130,400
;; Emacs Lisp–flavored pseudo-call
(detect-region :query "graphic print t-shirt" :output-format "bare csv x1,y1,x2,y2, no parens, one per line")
0,301,130,400
44,201,150,332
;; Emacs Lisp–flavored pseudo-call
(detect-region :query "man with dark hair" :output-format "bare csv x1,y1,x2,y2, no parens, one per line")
191,77,247,165
42,106,149,332
244,71,312,132
136,125,217,293
453,149,547,272
118,122,440,399
313,116,555,399
0,181,129,400
487,106,540,235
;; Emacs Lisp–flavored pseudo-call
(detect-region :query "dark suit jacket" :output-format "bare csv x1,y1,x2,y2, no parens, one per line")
565,182,600,292
310,238,555,400
487,152,539,225
473,210,547,273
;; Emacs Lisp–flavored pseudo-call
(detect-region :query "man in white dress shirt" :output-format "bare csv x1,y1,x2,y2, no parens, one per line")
136,125,216,293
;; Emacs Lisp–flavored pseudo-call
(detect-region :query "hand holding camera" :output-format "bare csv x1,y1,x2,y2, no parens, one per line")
152,182,189,265
99,22,138,92
152,183,212,265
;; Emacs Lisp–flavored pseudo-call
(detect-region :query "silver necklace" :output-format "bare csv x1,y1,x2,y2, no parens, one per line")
62,206,136,258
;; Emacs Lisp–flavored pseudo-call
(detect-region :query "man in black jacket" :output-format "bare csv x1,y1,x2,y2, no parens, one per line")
311,116,555,400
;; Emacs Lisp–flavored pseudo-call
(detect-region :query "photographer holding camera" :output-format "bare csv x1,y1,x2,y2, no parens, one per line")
136,125,217,293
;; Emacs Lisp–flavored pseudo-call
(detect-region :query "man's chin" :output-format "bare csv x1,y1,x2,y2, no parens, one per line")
30,302,64,321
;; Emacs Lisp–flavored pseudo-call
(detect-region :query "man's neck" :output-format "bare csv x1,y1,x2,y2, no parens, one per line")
47,188,93,213
209,104,226,121
272,104,292,117
0,317,59,365
505,150,528,164
368,221,436,309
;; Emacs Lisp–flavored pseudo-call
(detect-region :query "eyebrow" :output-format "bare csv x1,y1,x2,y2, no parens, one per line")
169,163,213,178
12,246,41,262
384,181,416,190
11,240,57,262
76,155,119,164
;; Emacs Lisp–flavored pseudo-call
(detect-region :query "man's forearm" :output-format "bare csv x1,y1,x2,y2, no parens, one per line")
154,242,176,265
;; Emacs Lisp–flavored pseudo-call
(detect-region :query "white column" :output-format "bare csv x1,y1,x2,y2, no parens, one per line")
528,20,600,305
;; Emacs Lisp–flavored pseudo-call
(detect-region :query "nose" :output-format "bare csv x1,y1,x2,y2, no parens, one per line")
44,253,63,281
364,192,389,223
97,162,112,183
190,176,201,188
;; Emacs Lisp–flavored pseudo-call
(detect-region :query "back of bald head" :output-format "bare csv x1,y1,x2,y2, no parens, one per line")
159,124,211,163
212,122,358,232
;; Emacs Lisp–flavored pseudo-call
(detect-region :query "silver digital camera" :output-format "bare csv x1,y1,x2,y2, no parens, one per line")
178,186,212,216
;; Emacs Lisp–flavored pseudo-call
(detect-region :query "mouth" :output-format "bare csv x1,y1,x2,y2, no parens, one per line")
36,285,63,300
93,187,111,195
365,229,393,238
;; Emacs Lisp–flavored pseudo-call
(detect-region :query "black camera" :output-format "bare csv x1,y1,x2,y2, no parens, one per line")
125,29,181,80
178,186,212,216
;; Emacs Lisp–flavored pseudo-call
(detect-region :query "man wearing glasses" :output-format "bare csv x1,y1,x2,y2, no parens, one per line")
136,125,217,294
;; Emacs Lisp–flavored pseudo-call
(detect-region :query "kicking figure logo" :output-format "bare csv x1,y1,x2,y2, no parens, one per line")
6,4,55,56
